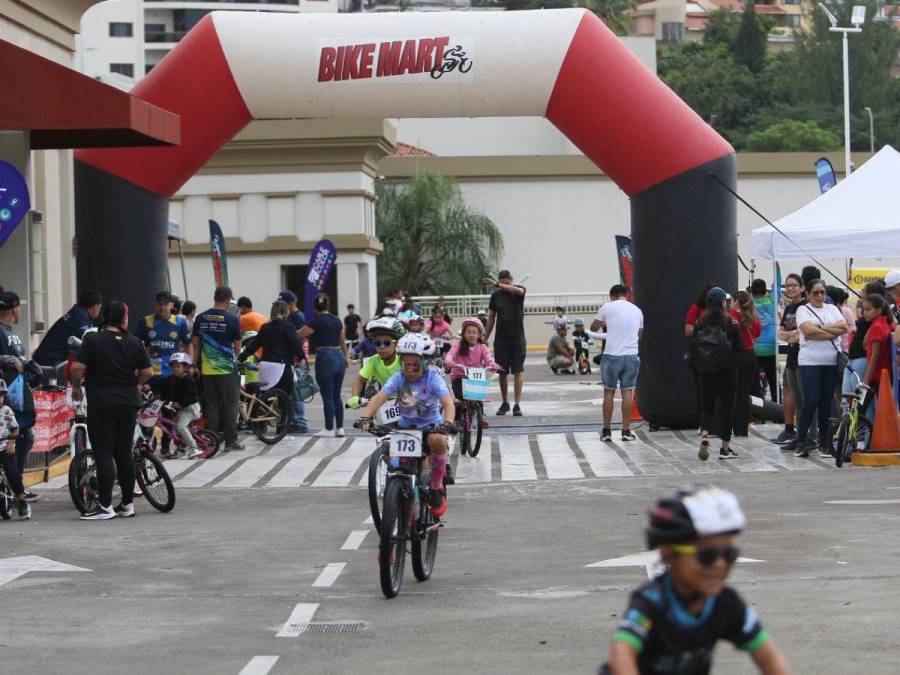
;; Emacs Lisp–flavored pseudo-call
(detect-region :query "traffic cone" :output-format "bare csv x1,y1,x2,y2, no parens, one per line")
868,369,900,452
632,394,643,421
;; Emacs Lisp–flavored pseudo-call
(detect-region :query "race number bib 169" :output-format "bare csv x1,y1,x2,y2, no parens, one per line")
389,430,423,458
377,400,401,425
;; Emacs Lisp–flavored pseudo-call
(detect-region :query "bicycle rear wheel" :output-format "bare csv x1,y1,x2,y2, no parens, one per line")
250,388,291,444
469,404,484,458
368,443,388,535
135,449,176,512
411,496,439,582
0,478,12,520
73,426,88,457
379,478,407,598
68,450,99,515
460,405,471,457
834,414,850,468
196,429,221,459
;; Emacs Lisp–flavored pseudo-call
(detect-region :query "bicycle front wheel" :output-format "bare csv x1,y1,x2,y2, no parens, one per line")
136,450,176,512
460,406,471,457
834,413,850,468
379,478,407,598
368,443,388,535
196,429,221,459
411,497,439,582
469,404,484,458
250,388,291,444
68,450,99,515
0,478,12,520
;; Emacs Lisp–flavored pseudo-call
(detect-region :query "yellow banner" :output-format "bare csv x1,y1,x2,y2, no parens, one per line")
848,268,889,292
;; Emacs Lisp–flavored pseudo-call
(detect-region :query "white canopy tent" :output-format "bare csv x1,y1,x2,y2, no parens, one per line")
751,145,900,260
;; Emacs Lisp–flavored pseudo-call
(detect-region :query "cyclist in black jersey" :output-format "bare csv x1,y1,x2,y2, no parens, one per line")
600,486,789,675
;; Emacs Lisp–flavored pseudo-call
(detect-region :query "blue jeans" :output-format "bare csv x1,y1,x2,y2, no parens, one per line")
291,368,309,431
797,365,837,444
601,354,640,390
842,357,868,395
314,349,346,431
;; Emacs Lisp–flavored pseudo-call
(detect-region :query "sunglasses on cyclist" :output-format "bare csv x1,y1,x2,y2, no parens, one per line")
373,339,394,348
669,544,740,567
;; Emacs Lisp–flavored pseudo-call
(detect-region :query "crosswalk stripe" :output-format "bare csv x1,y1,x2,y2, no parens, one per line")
456,444,493,483
265,437,345,487
661,433,731,474
175,455,244,488
742,440,824,471
609,438,682,476
215,456,283,488
536,434,584,480
498,435,537,481
571,433,633,477
312,438,371,487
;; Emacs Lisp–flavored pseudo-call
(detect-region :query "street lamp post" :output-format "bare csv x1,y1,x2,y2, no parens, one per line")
818,3,865,178
864,106,874,153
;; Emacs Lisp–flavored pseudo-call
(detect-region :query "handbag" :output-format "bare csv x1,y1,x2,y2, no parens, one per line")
805,305,849,371
293,363,319,403
6,373,25,412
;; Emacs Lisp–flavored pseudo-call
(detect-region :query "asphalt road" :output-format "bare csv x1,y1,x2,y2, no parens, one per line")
3,357,900,674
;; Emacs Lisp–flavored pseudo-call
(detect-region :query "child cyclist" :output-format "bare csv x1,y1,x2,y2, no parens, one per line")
346,317,406,408
444,317,501,423
148,352,202,459
600,485,789,675
0,378,30,519
358,333,456,517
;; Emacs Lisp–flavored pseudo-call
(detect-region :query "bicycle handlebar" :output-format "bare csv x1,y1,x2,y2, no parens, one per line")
354,419,458,436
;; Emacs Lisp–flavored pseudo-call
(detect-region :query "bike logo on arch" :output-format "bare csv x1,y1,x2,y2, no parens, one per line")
317,36,475,83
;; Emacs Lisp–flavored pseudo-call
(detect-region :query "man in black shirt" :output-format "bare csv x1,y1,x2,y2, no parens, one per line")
344,304,362,346
484,270,527,416
33,290,102,367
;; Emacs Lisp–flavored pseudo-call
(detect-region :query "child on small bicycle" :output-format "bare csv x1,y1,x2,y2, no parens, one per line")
0,378,30,519
443,317,501,423
346,317,405,409
600,485,789,675
148,352,202,459
358,333,456,517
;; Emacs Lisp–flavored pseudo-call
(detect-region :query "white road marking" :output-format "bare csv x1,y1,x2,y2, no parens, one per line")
0,555,91,589
176,455,244,488
608,439,678,476
824,499,900,505
537,434,584,480
571,433,633,477
276,603,319,637
456,446,493,483
364,515,374,524
216,457,283,488
341,530,369,550
312,439,371,487
239,656,279,675
312,562,346,588
265,437,344,487
588,550,765,579
499,435,537,481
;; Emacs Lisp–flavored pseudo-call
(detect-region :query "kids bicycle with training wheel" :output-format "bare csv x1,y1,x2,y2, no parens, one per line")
831,367,874,468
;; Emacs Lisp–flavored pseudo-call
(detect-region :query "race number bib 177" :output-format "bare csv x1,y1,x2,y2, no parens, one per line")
389,430,423,458
377,400,401,426
465,367,487,381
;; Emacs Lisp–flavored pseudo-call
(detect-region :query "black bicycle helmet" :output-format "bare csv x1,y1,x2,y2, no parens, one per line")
364,317,405,341
646,485,745,549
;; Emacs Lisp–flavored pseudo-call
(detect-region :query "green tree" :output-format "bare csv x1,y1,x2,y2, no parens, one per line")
704,8,740,49
733,0,768,73
581,0,637,36
375,173,504,298
746,120,841,151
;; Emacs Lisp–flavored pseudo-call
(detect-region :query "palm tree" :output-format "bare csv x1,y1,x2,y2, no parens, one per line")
581,0,637,36
375,173,504,298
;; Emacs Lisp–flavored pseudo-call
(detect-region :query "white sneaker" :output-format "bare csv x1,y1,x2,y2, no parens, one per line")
187,447,204,459
335,427,346,438
315,429,334,438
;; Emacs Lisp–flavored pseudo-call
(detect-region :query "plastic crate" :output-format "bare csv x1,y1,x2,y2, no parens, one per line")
462,378,491,401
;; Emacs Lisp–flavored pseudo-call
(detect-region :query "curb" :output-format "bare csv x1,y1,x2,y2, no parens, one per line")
23,455,70,488
852,452,900,467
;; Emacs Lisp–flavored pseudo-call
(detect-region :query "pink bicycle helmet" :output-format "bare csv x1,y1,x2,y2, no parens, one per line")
460,317,485,335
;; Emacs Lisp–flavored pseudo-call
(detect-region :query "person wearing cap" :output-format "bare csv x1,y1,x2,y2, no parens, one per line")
0,290,41,504
191,286,243,451
136,290,191,377
237,296,267,335
148,352,203,459
33,290,102,368
278,290,306,330
276,290,309,434
690,286,745,460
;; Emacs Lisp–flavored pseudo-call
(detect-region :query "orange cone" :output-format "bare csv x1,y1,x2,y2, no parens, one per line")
868,369,900,452
632,394,643,421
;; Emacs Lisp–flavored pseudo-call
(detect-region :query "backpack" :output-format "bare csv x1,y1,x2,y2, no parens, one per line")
692,321,733,373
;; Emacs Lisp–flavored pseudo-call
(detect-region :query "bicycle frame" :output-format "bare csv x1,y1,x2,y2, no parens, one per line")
68,397,90,459
239,387,281,423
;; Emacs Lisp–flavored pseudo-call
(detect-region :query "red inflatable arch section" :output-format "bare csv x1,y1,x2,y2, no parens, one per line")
75,9,737,427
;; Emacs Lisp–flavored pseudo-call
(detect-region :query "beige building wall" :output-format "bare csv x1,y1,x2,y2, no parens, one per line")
0,1,99,349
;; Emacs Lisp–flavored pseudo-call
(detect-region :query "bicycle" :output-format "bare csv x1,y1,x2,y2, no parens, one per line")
68,421,176,515
136,395,221,460
238,382,291,444
458,366,495,458
574,336,593,375
0,467,14,520
352,395,401,535
357,422,456,598
831,367,874,468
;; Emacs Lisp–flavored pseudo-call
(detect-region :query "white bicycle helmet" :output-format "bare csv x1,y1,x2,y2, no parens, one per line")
396,333,437,358
646,485,745,548
169,352,193,366
365,317,406,341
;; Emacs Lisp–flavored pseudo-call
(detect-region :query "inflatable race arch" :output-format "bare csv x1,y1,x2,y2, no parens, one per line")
74,8,737,428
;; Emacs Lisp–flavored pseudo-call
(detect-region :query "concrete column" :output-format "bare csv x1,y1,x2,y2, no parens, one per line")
336,261,360,318
0,131,32,347
359,255,378,320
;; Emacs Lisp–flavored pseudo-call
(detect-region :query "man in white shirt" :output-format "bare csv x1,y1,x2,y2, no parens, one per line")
591,285,643,442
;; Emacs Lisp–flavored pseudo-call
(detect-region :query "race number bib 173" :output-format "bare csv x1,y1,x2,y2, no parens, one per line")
389,430,423,458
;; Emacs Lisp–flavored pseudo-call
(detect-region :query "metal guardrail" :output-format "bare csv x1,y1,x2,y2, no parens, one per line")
413,292,610,318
